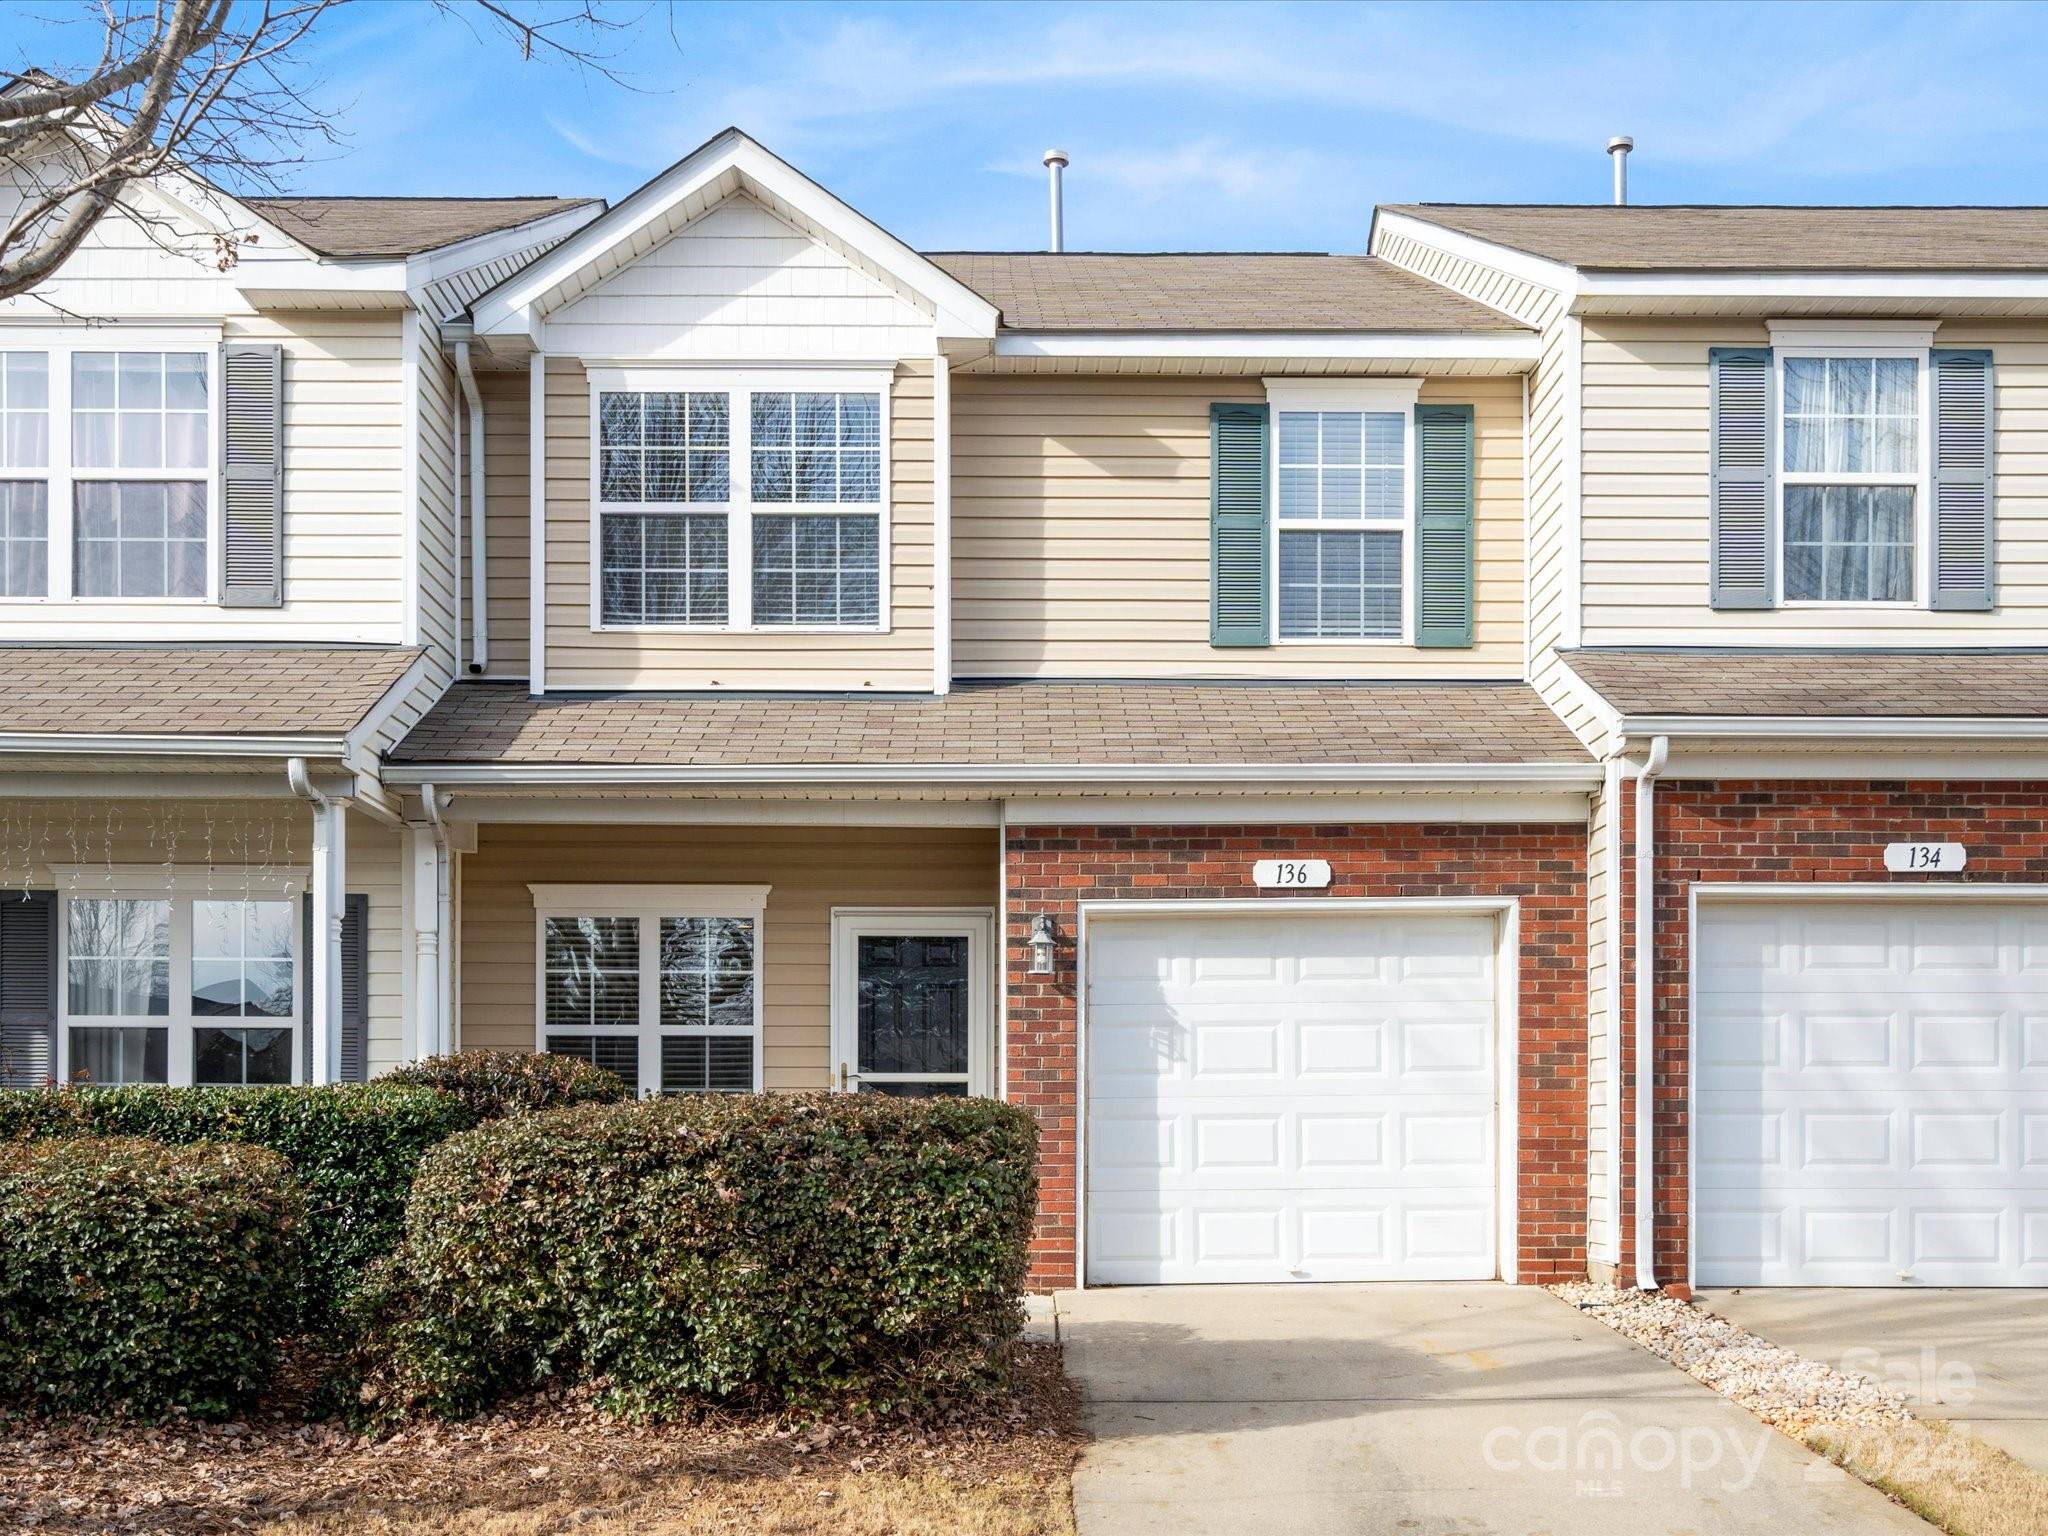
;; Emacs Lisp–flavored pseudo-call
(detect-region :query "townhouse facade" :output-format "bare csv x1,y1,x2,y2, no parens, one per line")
2,121,2043,1297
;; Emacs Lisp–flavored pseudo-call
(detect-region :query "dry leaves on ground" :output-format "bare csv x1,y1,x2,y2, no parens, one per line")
0,1342,1084,1536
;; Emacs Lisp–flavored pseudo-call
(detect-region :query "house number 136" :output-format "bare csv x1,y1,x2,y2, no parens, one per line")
1253,858,1333,889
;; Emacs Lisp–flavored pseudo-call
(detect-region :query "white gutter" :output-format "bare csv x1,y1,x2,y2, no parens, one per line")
379,760,1605,789
1632,733,1669,1291
1621,714,2048,740
453,341,488,673
0,732,346,757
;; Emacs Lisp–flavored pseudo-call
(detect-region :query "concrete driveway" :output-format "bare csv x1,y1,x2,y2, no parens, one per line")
1700,1287,2048,1476
1052,1283,1926,1535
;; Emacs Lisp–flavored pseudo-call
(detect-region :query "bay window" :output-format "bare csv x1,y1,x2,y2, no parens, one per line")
57,872,300,1087
592,372,887,632
1779,352,1924,605
533,885,766,1095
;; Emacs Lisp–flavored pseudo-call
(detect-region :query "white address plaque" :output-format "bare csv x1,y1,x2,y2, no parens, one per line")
1253,858,1332,890
1884,842,1968,874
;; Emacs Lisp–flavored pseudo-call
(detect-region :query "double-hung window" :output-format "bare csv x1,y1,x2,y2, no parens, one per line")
1270,383,1417,641
1779,351,1924,604
532,885,766,1096
593,372,887,631
57,870,300,1087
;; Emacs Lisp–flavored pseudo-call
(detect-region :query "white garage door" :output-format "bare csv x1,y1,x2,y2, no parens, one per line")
1697,900,2048,1287
1085,909,1498,1285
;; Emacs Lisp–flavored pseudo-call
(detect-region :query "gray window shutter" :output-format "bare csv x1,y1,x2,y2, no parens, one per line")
0,891,56,1088
1931,349,1995,612
1415,403,1476,648
220,342,284,607
300,893,369,1084
1210,402,1269,646
1709,346,1773,610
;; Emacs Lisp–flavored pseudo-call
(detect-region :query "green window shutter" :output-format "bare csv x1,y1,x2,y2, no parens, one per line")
1709,346,1773,610
1209,402,1269,646
1931,349,1995,612
1414,403,1475,648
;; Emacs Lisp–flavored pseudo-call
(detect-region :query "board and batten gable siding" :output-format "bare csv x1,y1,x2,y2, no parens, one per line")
949,373,1524,679
0,801,406,1076
1582,317,2048,643
539,195,935,361
540,355,937,690
455,823,998,1089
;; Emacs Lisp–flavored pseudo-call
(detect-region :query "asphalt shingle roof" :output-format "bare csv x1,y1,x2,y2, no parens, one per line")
0,647,422,737
1563,649,2048,718
247,197,600,259
392,680,1588,769
1385,204,2048,273
924,252,1526,333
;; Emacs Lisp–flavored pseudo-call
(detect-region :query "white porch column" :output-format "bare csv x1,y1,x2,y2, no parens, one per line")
309,798,346,1084
407,824,444,1061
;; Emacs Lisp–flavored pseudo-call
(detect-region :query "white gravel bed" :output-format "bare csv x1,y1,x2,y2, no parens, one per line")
1553,1282,1916,1435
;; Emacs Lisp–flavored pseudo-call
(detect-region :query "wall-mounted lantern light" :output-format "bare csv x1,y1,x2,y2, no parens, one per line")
1028,914,1057,974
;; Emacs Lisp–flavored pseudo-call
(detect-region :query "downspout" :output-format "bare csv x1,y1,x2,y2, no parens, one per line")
1632,733,1669,1290
288,756,341,1085
453,341,488,674
418,783,451,1058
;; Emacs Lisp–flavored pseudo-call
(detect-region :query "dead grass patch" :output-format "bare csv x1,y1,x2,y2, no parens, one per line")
1806,1418,2048,1536
0,1343,1083,1536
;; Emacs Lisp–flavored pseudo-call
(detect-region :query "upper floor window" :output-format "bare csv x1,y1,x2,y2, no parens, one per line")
1780,354,1920,605
0,342,214,604
1268,383,1417,642
592,372,887,633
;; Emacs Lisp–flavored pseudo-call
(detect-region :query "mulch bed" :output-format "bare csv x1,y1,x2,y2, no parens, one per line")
0,1342,1084,1535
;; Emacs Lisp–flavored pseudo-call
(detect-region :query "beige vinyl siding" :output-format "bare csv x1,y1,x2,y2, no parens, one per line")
541,195,934,362
949,373,1524,679
456,824,997,1089
0,312,410,644
541,356,937,690
1582,317,2048,644
457,367,532,679
413,315,459,674
0,801,405,1076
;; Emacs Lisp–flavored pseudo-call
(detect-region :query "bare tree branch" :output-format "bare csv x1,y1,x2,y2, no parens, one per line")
0,0,667,302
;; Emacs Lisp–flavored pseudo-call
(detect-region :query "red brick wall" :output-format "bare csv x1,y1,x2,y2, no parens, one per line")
1004,823,1586,1289
1612,781,2048,1293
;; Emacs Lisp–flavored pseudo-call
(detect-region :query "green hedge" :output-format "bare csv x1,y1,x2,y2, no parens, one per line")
0,1084,470,1323
0,1137,303,1420
382,1049,631,1121
343,1093,1039,1425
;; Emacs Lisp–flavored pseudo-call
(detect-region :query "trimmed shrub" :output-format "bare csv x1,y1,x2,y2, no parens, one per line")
343,1092,1038,1425
382,1049,631,1121
0,1136,303,1420
0,1084,470,1322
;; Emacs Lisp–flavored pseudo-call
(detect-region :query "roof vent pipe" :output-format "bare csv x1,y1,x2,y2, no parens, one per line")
1043,148,1069,252
1607,135,1633,206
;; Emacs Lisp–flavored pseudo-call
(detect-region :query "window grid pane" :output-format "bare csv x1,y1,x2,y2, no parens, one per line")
1276,409,1403,523
1783,356,1917,476
749,392,882,505
192,899,294,1019
1783,485,1914,602
193,1027,291,1085
752,512,880,626
66,898,170,1018
0,481,48,597
72,351,207,471
543,916,640,1028
0,352,49,471
1277,529,1402,639
544,1033,640,1095
597,391,729,504
74,481,206,598
68,1025,167,1085
600,512,728,625
659,916,754,1031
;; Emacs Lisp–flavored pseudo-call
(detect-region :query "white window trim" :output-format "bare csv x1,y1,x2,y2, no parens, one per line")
0,326,222,607
828,907,996,1097
1263,378,1422,646
51,864,306,1088
584,366,892,636
1771,346,1933,611
529,882,770,1095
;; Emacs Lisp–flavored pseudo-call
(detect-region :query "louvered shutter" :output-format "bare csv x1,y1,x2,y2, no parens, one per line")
300,893,368,1083
1209,402,1270,646
219,342,284,607
1709,347,1773,610
1414,404,1476,648
1931,349,1995,612
0,891,56,1088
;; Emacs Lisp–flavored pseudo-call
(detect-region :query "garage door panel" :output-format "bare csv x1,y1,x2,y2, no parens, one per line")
1697,901,2048,1287
1085,911,1498,1285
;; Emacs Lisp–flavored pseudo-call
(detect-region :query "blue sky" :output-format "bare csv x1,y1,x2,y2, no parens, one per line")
6,1,2048,252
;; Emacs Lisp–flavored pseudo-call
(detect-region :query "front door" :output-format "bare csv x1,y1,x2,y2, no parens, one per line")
830,909,995,1097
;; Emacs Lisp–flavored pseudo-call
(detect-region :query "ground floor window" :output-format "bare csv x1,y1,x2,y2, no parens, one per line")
531,884,767,1095
57,871,300,1087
